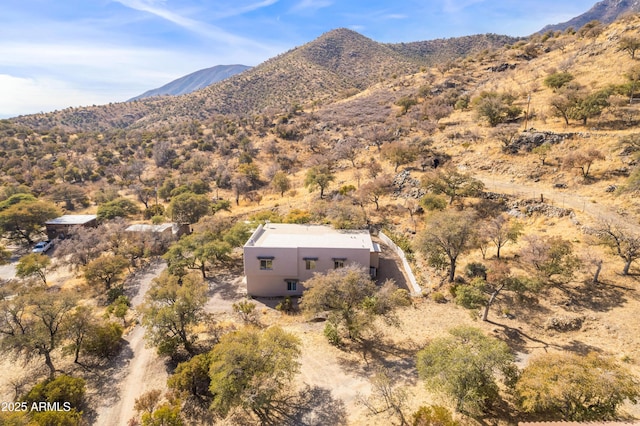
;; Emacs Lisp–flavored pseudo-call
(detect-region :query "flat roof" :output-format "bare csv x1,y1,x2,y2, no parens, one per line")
126,223,176,233
45,215,97,225
246,223,375,250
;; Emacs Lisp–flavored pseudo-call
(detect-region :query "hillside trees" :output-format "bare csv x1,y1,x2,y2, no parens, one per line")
417,210,478,282
416,326,515,414
549,85,611,126
381,141,417,172
472,91,522,127
562,148,605,178
422,167,484,205
304,165,335,199
595,221,640,275
271,170,291,197
167,192,211,224
618,35,640,59
519,235,580,282
482,214,524,259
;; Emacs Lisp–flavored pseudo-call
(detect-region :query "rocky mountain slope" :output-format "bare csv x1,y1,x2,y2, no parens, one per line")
128,64,251,101
540,0,640,33
11,29,515,131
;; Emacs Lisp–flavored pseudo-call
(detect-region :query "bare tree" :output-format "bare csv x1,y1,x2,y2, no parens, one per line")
595,221,640,275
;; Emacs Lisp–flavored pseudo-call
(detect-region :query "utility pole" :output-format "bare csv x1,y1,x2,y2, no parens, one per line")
524,93,531,131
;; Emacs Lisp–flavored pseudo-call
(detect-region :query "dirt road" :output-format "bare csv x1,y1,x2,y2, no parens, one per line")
93,261,168,426
477,174,640,233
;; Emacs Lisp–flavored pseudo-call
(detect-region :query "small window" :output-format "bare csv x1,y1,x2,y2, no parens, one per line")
334,259,345,269
286,280,298,291
260,259,273,270
305,259,316,270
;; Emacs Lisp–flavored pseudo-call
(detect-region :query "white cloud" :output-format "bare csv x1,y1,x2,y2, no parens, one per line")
442,0,486,14
290,0,333,13
0,74,113,118
113,0,272,49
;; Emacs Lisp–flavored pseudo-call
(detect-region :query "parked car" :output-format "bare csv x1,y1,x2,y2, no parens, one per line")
32,240,53,253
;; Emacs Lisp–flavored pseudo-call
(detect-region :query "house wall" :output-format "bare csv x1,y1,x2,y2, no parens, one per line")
244,245,372,297
45,219,97,240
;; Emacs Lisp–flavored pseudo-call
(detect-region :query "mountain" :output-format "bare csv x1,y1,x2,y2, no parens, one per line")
387,33,520,65
539,0,640,33
11,28,517,130
128,64,251,101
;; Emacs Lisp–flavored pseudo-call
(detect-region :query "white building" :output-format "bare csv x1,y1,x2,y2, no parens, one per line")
243,223,380,297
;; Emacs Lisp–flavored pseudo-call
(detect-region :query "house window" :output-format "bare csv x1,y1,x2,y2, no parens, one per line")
304,257,317,270
285,280,298,291
333,258,346,269
258,257,274,270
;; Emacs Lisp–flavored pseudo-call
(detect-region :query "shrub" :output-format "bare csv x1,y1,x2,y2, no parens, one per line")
323,323,341,346
412,405,459,426
419,194,447,211
275,296,295,314
431,291,447,304
465,262,487,279
83,322,123,359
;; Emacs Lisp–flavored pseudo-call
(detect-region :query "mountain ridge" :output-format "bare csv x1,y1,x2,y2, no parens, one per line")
539,0,640,33
6,29,523,130
128,64,251,101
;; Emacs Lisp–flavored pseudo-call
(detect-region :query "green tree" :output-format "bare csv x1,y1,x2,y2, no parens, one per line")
271,170,291,197
456,263,541,322
168,352,213,401
300,265,410,343
472,91,522,127
304,166,335,199
568,88,611,125
516,352,639,420
412,405,459,426
396,96,418,114
520,235,580,282
416,326,515,414
416,210,478,282
23,375,85,425
422,167,484,205
544,72,574,90
0,292,76,378
84,255,129,290
167,192,211,224
140,271,208,357
97,197,140,220
82,322,123,359
164,233,231,279
208,326,301,422
0,199,60,244
381,141,417,172
16,253,51,285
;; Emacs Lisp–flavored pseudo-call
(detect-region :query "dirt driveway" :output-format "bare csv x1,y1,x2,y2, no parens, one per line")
91,261,168,426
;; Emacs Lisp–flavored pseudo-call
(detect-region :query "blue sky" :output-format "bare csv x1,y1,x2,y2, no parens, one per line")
0,0,597,118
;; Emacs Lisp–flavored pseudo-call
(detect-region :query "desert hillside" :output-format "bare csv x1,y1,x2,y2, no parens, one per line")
1,13,640,426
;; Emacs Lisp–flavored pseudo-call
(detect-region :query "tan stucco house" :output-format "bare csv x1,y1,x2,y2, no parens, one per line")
243,223,380,297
